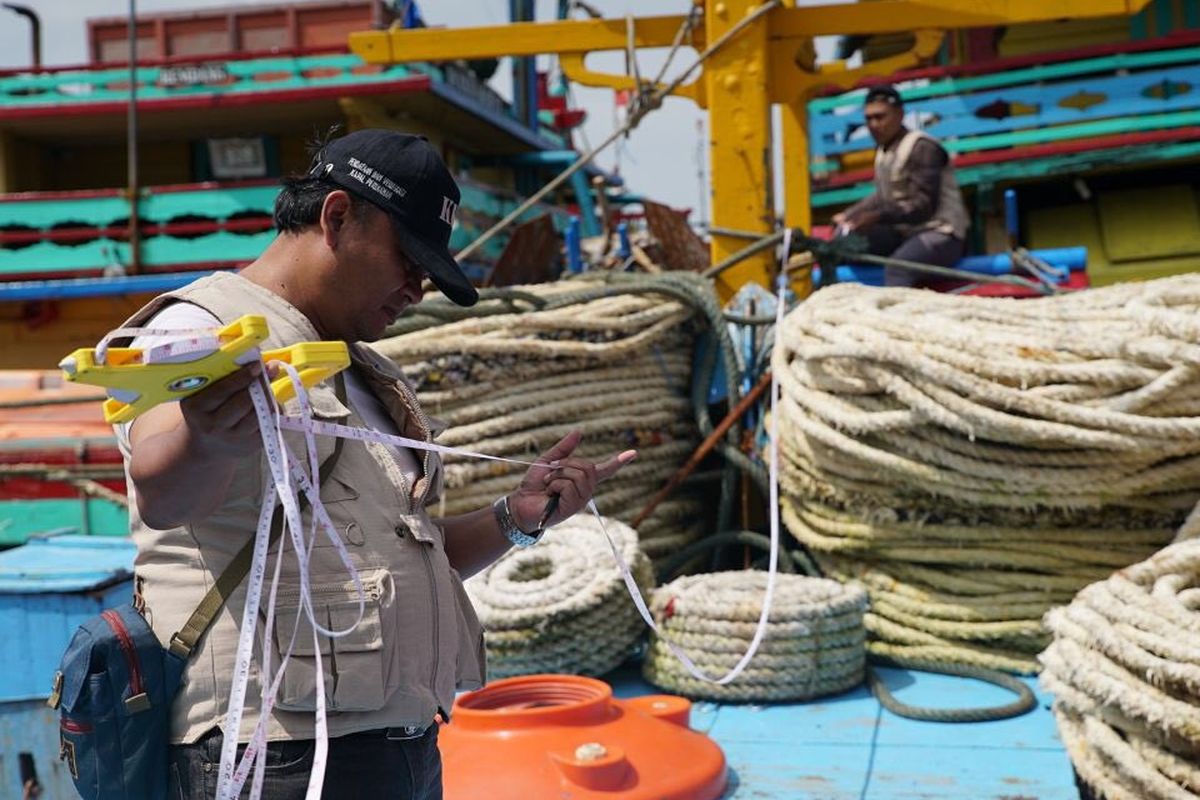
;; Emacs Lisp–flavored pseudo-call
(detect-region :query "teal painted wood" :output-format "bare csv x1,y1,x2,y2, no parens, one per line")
811,139,1200,207
0,230,275,275
608,665,1076,799
0,194,129,227
1187,0,1200,31
0,53,416,111
0,179,566,276
140,184,278,219
0,183,275,228
138,229,275,264
811,62,1200,159
0,499,127,545
808,44,1200,112
945,107,1200,152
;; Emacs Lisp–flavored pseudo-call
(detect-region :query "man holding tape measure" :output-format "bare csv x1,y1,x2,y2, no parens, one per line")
115,130,636,799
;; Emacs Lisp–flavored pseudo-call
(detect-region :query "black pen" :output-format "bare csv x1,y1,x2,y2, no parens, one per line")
537,494,560,530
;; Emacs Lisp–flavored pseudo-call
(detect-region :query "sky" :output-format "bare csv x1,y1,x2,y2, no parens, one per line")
0,1,840,221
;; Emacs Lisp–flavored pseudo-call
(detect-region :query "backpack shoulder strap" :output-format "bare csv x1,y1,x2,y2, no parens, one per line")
167,374,348,660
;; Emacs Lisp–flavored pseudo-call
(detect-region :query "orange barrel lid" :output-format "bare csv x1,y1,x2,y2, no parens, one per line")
440,674,727,799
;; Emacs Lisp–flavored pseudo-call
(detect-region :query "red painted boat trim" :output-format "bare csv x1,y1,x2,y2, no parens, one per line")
0,178,279,204
0,44,352,79
0,216,273,245
0,75,430,121
819,126,1200,188
0,478,127,501
0,262,241,284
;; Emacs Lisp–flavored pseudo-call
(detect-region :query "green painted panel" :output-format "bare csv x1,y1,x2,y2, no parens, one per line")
0,240,118,274
0,499,127,545
811,140,1200,208
0,196,130,228
943,108,1200,152
141,185,278,219
139,230,274,264
0,54,416,110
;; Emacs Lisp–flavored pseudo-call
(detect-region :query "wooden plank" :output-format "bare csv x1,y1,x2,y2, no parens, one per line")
810,62,1200,158
812,139,1200,207
809,43,1200,112
606,666,1078,799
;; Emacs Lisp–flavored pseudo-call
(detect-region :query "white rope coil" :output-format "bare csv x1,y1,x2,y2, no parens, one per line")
643,572,868,702
774,278,1200,672
1040,540,1200,800
374,279,716,562
466,514,653,679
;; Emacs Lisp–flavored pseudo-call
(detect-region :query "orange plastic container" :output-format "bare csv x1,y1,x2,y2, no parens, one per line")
439,674,727,799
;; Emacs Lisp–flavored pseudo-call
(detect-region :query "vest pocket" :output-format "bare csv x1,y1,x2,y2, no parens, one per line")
267,568,396,712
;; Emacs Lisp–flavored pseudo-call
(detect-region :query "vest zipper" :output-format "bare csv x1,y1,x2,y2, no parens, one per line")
101,610,151,712
420,547,440,691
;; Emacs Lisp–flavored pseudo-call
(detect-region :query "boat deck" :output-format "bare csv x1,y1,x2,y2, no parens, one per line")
608,664,1076,800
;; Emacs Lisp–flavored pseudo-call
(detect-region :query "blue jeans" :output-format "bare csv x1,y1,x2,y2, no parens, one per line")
167,725,443,800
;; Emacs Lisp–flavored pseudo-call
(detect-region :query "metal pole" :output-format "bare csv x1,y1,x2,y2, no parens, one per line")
126,0,141,273
0,4,41,69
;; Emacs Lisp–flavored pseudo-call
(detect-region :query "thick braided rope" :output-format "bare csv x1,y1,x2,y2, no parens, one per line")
466,515,653,679
376,279,720,566
643,572,869,702
1040,540,1200,800
775,277,1200,673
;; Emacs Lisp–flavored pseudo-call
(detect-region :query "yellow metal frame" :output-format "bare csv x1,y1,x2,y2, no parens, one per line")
59,315,350,424
350,0,1153,301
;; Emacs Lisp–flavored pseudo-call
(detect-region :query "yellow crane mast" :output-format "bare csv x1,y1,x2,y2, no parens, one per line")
349,0,1153,301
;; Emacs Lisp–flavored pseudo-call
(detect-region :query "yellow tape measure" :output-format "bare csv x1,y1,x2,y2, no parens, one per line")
59,315,350,424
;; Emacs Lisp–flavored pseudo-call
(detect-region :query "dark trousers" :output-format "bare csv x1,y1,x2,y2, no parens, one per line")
167,725,443,800
858,224,965,288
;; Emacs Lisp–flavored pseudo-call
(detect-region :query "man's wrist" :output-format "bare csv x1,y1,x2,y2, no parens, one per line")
492,496,543,548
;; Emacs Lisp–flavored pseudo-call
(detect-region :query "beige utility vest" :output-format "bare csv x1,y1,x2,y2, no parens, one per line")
118,272,485,745
874,129,969,240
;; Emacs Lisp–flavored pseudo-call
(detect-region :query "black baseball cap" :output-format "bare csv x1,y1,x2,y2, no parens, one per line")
864,84,903,108
308,129,478,306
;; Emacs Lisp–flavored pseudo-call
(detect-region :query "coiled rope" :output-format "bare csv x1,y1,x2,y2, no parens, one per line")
643,571,869,703
466,515,653,679
774,277,1200,673
374,274,744,564
1040,540,1200,800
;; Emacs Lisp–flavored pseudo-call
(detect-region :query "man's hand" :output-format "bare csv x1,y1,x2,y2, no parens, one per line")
128,362,265,529
177,362,266,459
507,431,636,532
844,209,880,232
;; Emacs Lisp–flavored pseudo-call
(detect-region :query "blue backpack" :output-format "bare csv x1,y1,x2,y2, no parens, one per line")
51,603,185,800
49,436,342,799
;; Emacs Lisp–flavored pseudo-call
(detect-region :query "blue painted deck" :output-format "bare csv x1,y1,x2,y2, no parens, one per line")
608,665,1074,800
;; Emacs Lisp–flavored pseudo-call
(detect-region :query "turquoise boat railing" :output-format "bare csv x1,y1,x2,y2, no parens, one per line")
809,35,1200,207
0,182,278,277
0,177,569,280
0,52,428,111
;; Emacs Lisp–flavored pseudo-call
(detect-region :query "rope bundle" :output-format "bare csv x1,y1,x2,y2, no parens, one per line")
1040,540,1200,800
373,275,725,563
774,278,1200,672
643,572,868,702
465,515,653,679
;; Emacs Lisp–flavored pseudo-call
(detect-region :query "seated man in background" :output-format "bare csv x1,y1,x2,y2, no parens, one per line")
832,84,969,287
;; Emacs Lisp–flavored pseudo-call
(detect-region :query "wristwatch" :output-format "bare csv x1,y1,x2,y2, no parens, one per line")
492,496,544,548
